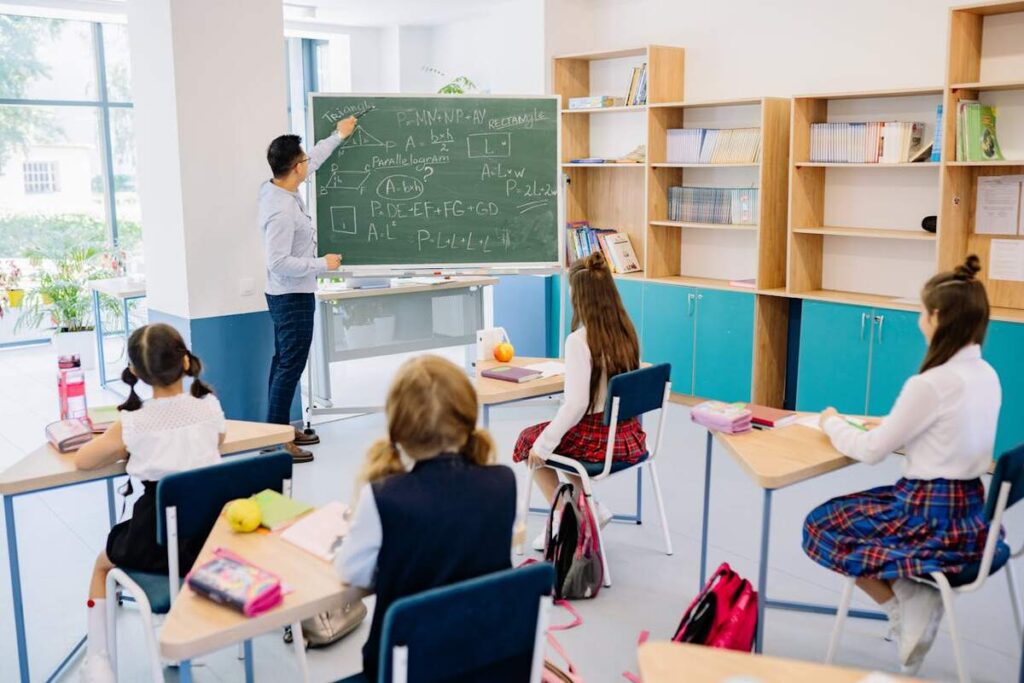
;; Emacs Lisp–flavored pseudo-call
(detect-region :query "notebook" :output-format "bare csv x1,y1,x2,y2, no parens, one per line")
690,401,752,434
186,548,282,617
746,404,797,429
481,366,543,383
45,419,93,453
88,405,120,433
281,501,350,562
252,489,314,531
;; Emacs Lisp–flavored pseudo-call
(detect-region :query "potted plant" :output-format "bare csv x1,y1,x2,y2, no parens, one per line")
0,260,24,318
15,246,119,369
422,67,478,95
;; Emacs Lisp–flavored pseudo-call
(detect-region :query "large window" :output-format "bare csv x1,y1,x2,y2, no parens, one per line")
0,14,136,344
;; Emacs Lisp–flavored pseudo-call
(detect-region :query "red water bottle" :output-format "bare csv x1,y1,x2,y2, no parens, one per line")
58,355,90,424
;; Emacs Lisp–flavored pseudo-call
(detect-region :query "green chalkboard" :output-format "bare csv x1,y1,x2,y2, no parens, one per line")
310,94,559,269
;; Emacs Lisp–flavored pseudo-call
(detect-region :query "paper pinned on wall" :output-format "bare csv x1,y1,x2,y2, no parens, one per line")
975,176,1022,236
989,239,1024,282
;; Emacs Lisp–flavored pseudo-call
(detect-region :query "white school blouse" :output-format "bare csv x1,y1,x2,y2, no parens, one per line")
120,393,226,481
823,345,1001,480
532,327,608,459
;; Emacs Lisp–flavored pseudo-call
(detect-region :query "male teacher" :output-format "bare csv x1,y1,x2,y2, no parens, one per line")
259,115,357,463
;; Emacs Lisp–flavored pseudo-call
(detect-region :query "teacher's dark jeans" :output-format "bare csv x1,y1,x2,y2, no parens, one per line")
266,292,315,426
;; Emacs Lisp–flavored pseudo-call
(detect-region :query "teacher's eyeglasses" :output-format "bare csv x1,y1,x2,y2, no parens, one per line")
293,156,311,168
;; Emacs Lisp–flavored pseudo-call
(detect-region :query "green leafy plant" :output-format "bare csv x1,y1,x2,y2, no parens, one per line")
422,66,478,95
15,246,120,333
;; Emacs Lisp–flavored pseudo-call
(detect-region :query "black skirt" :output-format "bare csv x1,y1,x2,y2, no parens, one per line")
105,480,208,575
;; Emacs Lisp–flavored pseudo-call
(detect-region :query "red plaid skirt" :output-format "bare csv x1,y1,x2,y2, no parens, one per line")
513,412,647,464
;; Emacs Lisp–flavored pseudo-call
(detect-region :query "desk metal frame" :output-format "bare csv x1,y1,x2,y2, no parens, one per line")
697,431,886,654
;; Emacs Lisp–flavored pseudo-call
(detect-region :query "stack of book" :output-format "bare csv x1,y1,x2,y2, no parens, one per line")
666,128,762,164
809,121,927,163
568,96,625,110
668,187,759,225
625,63,647,106
956,101,1004,162
690,401,752,434
566,221,641,273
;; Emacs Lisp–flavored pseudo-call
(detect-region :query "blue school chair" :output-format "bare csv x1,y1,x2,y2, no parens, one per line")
337,562,555,683
825,444,1024,683
104,452,294,683
517,363,674,587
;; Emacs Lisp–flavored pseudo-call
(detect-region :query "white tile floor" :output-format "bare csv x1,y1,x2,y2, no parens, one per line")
0,342,1021,682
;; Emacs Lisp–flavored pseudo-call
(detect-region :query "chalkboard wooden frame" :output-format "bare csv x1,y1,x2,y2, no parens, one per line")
308,92,563,274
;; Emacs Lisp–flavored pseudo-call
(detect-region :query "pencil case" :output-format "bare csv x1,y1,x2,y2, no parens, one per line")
690,401,753,434
186,548,283,617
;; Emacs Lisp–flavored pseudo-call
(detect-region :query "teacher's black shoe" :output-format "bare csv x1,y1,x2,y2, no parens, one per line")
293,429,320,446
285,441,314,463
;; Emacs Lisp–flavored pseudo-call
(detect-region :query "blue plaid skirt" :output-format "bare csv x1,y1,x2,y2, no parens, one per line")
803,478,1002,579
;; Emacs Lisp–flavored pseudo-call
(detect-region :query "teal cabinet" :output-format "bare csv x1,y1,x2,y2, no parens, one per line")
796,301,872,414
641,283,694,393
694,289,755,402
546,274,574,356
867,309,927,416
986,321,1024,457
616,278,645,339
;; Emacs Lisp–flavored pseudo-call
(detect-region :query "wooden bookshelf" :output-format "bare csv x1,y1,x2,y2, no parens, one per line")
560,105,648,114
650,220,759,231
787,87,944,303
939,0,1024,310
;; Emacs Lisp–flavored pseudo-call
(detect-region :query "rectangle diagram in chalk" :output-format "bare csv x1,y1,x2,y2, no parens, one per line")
467,132,511,158
330,206,358,235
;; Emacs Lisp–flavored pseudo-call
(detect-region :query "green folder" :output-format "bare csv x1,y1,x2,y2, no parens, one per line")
252,489,313,530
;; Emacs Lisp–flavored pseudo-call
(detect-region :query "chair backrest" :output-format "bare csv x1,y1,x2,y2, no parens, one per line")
985,443,1024,522
379,563,555,683
603,363,671,425
155,452,293,544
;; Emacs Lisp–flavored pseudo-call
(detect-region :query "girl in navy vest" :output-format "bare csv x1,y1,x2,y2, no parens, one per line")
513,251,645,550
335,355,516,680
803,256,1004,674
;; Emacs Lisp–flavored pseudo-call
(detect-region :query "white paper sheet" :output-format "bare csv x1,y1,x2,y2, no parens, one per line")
989,239,1024,282
976,176,1022,235
280,501,350,562
524,361,566,378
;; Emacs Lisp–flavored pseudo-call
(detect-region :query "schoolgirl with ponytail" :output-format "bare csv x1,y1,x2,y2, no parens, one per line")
75,323,226,682
336,355,515,680
802,256,1005,674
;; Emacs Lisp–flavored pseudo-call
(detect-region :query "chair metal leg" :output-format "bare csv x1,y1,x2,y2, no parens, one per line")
934,574,969,683
134,596,163,683
825,577,856,664
244,639,255,683
1007,560,1023,641
647,462,673,556
105,573,119,681
587,493,612,587
291,620,310,682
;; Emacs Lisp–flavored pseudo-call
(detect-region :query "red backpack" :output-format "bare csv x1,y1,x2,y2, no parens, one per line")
673,562,758,651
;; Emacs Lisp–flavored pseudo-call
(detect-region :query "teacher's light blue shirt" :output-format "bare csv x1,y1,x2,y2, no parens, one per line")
259,132,342,295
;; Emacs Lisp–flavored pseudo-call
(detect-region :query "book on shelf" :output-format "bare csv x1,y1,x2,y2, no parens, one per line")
957,101,1004,162
569,158,607,164
568,96,624,110
625,63,647,106
605,233,641,273
931,104,943,162
565,222,640,273
667,128,762,164
809,121,927,163
667,186,760,225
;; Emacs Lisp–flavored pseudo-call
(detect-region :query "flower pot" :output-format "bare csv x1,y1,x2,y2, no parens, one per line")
55,329,97,370
7,289,24,308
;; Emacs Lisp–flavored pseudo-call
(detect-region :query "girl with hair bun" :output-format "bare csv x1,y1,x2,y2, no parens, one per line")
802,256,1006,674
335,354,515,680
75,323,225,683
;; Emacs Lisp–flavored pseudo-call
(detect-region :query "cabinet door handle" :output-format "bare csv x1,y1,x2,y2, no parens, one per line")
860,312,869,340
875,314,885,343
687,293,696,316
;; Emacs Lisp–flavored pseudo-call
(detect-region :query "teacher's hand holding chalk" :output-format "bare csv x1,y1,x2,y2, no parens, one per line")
337,116,357,139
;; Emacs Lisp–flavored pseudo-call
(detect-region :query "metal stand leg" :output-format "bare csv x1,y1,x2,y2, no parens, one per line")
634,467,643,525
244,639,255,682
699,431,712,591
482,404,491,429
93,289,107,388
121,298,130,348
6,495,30,683
755,489,773,654
106,478,117,528
179,660,193,683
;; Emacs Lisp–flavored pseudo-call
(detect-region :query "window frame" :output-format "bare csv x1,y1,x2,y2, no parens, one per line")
0,19,132,245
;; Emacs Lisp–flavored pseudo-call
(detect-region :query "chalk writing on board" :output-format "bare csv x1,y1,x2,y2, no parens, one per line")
467,132,511,159
486,109,550,131
330,206,358,235
367,151,451,172
376,174,425,201
340,128,387,151
395,108,488,128
480,163,526,180
324,168,371,191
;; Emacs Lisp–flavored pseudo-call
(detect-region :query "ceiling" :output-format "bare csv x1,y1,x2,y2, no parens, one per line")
283,0,500,27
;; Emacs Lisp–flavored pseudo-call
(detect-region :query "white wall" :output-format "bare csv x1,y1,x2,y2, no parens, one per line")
544,0,1024,296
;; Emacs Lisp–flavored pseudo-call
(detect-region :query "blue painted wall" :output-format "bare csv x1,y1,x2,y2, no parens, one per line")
492,275,549,358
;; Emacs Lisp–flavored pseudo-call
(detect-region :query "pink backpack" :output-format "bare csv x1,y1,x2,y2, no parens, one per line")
673,562,758,650
545,483,603,600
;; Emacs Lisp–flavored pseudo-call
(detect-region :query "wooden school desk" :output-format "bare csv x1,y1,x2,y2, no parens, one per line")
0,420,294,683
475,356,566,428
697,422,887,654
638,641,928,683
88,276,147,396
161,513,362,683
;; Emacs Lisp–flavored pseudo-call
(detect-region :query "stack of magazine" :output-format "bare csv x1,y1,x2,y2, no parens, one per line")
668,187,759,225
809,122,928,163
666,128,762,164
